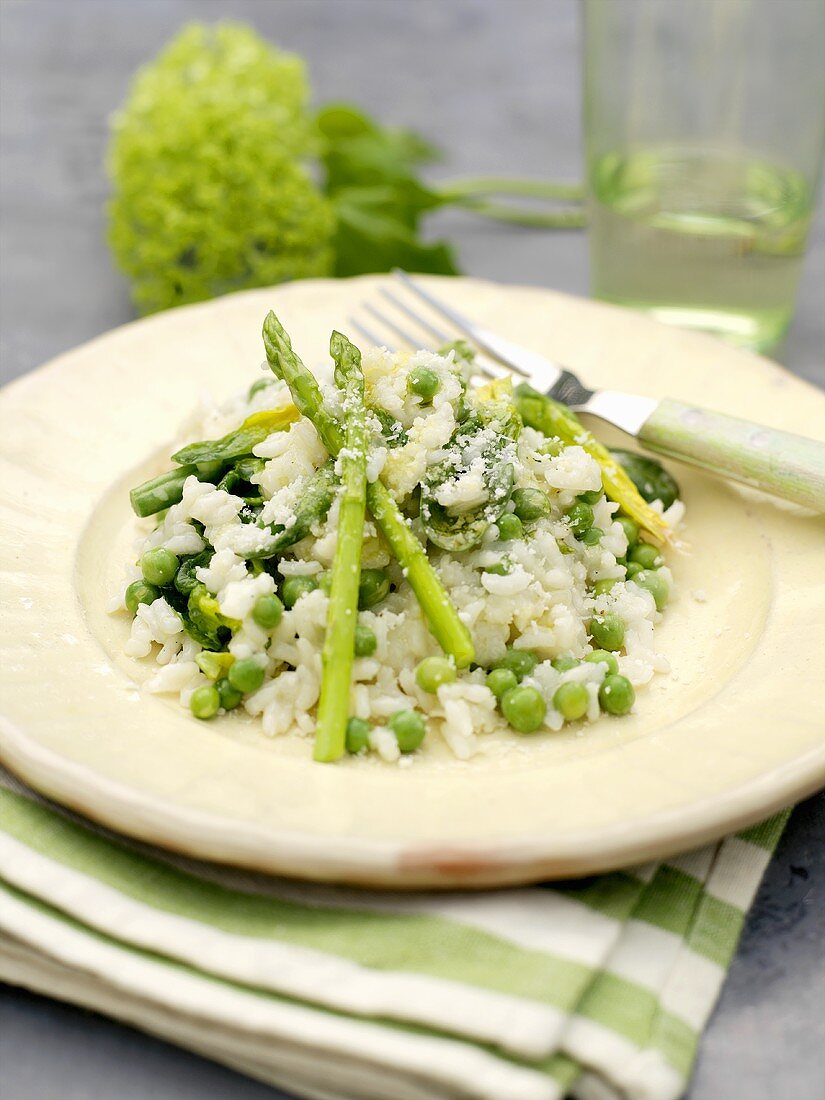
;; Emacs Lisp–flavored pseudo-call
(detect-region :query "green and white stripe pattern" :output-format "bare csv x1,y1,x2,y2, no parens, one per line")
0,777,787,1100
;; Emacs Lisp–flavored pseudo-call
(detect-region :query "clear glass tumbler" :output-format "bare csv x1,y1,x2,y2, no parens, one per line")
583,0,825,353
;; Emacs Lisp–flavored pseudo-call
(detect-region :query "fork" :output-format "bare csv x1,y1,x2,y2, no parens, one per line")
348,272,825,512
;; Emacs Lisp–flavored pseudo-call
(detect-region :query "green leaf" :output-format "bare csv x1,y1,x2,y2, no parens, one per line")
317,103,440,186
421,458,513,553
172,424,267,467
173,549,213,596
420,381,521,552
317,102,459,278
186,583,239,650
332,188,458,277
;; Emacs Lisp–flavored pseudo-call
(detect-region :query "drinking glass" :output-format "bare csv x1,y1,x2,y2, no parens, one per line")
583,0,825,353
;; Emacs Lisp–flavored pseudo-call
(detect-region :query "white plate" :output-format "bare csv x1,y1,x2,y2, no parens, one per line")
2,276,824,887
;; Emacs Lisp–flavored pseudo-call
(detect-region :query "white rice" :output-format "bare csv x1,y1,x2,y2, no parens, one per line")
117,346,680,761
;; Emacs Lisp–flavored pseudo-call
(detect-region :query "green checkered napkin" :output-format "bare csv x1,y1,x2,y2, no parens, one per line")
0,776,787,1100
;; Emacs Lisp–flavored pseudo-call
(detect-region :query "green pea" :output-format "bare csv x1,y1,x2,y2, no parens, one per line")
173,554,206,596
358,568,390,610
629,543,662,570
497,513,523,541
388,709,426,753
593,578,618,596
252,593,284,629
345,717,371,754
566,500,594,535
124,580,159,614
589,646,620,673
512,487,551,523
589,612,625,652
553,681,590,721
281,575,318,609
487,667,518,699
625,561,644,579
551,655,578,672
579,526,604,546
599,673,635,715
492,647,538,681
578,489,602,505
227,657,266,694
354,623,377,657
632,569,670,611
190,684,220,720
585,649,619,675
216,678,243,711
501,686,547,733
407,366,440,402
140,547,179,587
616,515,639,550
415,656,457,693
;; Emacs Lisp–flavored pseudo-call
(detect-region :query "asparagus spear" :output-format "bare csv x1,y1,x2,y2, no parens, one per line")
515,384,671,545
130,465,197,519
172,405,298,465
314,332,369,762
369,405,408,448
130,406,299,518
262,315,345,453
263,311,474,668
245,462,337,560
364,479,471,667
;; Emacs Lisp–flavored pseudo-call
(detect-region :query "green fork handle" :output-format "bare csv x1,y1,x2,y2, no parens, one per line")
638,399,825,512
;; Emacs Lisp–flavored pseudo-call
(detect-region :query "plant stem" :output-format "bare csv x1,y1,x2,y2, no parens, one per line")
459,199,586,229
435,177,587,229
438,176,585,203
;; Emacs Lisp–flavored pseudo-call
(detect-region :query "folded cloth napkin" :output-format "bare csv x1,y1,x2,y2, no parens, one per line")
0,771,787,1100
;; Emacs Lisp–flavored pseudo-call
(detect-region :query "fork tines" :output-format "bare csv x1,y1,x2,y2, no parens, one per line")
349,274,505,383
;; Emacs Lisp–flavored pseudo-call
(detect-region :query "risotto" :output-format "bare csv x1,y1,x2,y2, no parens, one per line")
114,314,681,763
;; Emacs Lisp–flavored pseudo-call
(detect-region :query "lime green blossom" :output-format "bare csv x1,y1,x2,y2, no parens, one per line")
107,23,335,314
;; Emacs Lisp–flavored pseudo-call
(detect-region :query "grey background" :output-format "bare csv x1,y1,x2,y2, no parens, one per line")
0,1,823,1098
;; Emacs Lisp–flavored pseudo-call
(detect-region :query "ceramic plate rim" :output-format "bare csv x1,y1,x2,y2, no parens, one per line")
2,714,824,886
2,275,824,887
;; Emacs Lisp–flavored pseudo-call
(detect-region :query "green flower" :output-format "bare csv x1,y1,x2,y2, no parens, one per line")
107,23,335,314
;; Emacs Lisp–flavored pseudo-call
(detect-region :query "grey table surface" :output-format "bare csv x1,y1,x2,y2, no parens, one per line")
1,1,823,1098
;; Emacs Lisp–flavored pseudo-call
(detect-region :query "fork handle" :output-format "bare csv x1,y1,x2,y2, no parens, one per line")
636,398,825,512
